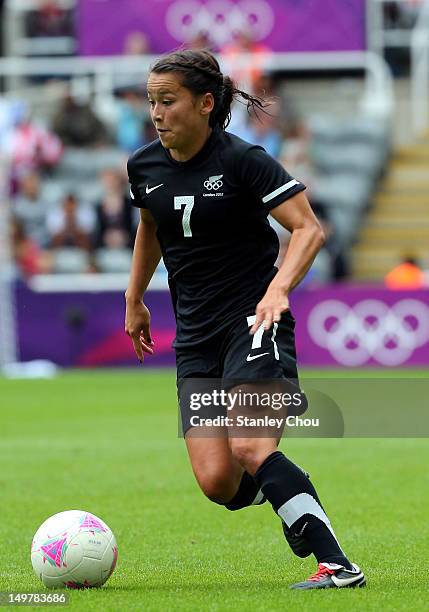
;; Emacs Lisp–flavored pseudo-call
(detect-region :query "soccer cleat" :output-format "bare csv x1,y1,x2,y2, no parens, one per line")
290,562,366,590
281,520,312,558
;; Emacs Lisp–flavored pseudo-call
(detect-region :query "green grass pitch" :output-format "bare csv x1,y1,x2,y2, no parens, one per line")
0,369,428,611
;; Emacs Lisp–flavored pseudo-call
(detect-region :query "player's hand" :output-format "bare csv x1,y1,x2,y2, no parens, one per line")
125,298,154,363
250,286,290,334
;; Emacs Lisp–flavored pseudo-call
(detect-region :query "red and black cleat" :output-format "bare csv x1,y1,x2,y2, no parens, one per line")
290,562,366,590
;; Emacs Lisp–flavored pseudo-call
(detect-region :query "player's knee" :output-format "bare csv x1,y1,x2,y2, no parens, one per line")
196,470,232,503
229,439,267,475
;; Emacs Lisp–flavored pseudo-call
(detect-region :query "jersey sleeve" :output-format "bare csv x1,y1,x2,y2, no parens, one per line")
237,145,306,212
127,157,146,209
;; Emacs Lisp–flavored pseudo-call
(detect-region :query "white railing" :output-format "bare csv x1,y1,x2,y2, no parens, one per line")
411,0,429,135
0,51,395,118
28,271,168,293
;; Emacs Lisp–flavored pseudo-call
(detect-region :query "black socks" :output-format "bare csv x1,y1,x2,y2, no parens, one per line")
224,471,265,510
254,451,352,569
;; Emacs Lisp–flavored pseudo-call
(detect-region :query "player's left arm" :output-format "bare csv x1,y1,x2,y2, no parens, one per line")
250,190,325,334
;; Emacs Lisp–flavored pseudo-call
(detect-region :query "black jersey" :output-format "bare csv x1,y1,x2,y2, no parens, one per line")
127,127,305,348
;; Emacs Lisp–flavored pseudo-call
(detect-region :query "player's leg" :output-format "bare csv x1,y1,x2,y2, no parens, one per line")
177,345,265,509
229,429,353,565
228,412,364,588
224,312,365,588
184,430,266,507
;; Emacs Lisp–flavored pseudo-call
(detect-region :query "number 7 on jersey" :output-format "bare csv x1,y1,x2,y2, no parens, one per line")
174,196,194,237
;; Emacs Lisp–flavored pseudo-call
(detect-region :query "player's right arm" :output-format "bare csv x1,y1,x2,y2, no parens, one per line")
125,208,161,363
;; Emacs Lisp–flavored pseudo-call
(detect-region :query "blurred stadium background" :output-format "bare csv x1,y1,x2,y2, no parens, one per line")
0,0,428,373
1,3,429,609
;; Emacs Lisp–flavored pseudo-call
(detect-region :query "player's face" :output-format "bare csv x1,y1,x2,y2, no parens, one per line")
147,72,213,154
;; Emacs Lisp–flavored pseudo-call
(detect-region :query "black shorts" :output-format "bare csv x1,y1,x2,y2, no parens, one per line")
176,310,303,435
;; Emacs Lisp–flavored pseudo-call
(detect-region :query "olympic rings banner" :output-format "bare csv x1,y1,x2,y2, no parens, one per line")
77,0,366,55
293,286,429,368
15,284,429,368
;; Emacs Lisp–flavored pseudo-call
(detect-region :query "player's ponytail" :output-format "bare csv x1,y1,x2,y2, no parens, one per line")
150,49,270,130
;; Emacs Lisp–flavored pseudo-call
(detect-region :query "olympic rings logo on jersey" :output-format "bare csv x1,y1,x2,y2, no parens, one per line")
204,179,223,190
203,174,224,192
307,299,429,366
165,0,275,47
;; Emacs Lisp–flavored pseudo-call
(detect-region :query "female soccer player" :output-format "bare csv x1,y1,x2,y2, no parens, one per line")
125,49,365,590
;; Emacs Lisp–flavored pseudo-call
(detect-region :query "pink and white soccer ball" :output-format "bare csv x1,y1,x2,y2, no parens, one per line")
31,510,118,589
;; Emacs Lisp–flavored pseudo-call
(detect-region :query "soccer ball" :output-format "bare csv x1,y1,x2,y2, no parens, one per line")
31,510,118,589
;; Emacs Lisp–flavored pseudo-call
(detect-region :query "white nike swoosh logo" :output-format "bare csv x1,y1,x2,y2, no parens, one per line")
246,352,270,362
146,183,163,194
331,570,363,587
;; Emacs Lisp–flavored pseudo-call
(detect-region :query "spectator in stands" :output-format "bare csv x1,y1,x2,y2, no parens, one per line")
52,92,109,147
123,31,150,56
10,217,52,278
236,74,283,158
187,31,213,50
228,71,278,147
278,84,308,142
47,193,95,250
25,0,74,38
112,32,151,92
279,94,350,281
7,101,63,182
385,255,426,289
384,0,422,29
311,203,349,281
116,88,149,152
237,104,283,159
94,169,134,249
13,172,49,247
222,30,271,93
278,114,332,236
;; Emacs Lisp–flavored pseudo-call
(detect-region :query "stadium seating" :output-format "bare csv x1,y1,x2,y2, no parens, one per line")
309,115,391,247
55,148,127,181
52,248,90,274
95,248,132,273
32,112,391,280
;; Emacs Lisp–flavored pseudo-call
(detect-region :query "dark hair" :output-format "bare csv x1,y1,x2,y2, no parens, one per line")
403,254,419,267
150,49,269,129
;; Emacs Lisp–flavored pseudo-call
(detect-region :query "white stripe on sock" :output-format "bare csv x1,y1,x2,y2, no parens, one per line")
277,492,342,549
251,489,265,505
